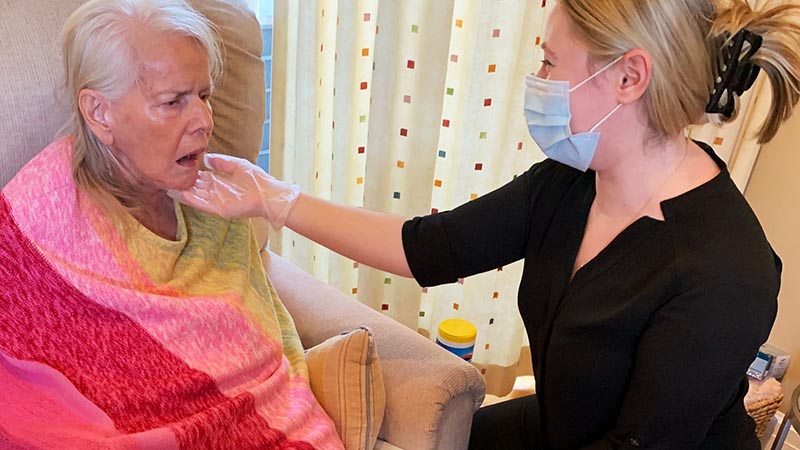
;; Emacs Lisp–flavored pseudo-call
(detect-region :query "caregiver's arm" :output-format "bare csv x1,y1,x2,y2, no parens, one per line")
285,193,411,277
168,153,412,277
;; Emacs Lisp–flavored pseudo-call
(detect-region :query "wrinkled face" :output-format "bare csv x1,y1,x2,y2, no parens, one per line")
107,31,214,193
536,4,620,136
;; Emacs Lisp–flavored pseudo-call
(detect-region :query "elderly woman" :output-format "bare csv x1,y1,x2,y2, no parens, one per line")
172,0,800,449
0,0,343,449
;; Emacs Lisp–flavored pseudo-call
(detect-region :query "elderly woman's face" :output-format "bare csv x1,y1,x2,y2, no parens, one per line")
108,31,213,192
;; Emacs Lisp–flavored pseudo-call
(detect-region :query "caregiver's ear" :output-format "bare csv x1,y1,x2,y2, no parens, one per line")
78,88,115,146
616,49,653,104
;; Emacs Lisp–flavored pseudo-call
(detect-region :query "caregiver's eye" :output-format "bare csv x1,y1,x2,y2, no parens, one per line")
538,59,554,76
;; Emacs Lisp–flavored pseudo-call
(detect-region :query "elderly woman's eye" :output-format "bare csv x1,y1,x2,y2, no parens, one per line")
164,98,181,107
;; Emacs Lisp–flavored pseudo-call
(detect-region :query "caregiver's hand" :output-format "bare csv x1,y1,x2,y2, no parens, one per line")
167,153,300,229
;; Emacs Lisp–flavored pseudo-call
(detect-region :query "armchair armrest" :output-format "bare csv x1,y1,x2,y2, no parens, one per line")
262,251,486,450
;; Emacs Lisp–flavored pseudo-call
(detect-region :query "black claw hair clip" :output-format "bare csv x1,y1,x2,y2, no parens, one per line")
705,28,764,118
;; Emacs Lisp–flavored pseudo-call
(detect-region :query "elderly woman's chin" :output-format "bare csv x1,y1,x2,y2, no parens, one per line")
166,150,205,190
167,174,200,192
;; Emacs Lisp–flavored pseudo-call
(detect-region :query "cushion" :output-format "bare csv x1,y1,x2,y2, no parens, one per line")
306,327,386,450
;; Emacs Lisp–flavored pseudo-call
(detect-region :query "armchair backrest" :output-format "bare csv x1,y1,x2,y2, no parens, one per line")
0,0,265,188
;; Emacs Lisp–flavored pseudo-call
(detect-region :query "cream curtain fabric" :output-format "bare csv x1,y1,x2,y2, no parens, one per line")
270,0,769,395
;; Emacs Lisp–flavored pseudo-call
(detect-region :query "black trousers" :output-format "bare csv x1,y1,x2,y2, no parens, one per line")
468,394,543,450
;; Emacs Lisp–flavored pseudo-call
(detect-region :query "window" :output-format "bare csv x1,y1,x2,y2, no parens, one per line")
256,1,273,172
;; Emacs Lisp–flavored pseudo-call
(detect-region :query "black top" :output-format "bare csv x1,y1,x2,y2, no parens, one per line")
402,143,780,450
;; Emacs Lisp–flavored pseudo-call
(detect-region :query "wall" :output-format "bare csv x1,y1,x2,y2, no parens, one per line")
745,109,800,411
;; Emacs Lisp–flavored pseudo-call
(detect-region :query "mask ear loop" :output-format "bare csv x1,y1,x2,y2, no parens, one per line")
566,54,625,133
569,55,625,92
589,103,624,133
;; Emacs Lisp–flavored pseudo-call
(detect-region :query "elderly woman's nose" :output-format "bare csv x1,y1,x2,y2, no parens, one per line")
189,96,214,132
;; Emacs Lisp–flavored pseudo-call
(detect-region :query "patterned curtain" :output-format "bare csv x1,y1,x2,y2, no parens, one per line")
270,0,769,396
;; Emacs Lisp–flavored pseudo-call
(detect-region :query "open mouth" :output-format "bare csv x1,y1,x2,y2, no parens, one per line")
176,150,204,166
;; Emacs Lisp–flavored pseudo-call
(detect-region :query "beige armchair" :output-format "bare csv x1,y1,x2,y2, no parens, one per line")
0,1,486,449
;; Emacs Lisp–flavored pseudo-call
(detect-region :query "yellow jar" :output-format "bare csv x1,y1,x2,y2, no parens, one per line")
436,318,477,362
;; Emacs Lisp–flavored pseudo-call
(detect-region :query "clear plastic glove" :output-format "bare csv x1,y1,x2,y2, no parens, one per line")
167,153,300,229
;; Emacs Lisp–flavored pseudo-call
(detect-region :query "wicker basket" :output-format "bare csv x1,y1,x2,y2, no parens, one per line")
746,392,784,438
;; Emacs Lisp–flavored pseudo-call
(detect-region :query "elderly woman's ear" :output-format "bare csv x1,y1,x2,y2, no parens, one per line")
78,88,115,146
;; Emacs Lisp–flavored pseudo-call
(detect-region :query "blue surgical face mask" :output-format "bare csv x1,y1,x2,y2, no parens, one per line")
524,57,623,172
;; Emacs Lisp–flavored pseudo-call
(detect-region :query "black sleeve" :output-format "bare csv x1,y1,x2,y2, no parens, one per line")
402,161,549,287
580,279,777,450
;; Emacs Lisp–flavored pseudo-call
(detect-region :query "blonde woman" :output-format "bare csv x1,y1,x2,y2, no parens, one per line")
172,0,800,448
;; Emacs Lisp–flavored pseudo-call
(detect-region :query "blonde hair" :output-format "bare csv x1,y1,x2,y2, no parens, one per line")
559,0,800,144
60,0,222,210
